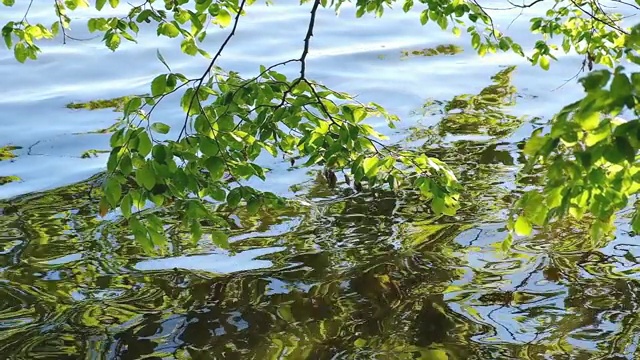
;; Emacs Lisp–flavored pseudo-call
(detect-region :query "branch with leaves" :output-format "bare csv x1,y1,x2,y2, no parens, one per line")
3,0,640,251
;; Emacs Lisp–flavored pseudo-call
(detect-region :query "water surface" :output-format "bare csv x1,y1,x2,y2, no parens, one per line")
1,1,639,359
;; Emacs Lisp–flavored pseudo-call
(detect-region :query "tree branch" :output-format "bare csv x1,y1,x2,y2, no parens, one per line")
506,0,545,9
178,0,248,141
299,0,321,79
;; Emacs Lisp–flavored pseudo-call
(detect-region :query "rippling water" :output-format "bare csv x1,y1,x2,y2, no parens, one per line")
2,1,640,359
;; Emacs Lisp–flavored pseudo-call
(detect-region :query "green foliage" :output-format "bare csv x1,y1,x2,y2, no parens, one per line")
512,63,640,241
3,0,640,249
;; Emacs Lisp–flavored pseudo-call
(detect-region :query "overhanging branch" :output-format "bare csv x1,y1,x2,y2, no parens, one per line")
178,0,249,141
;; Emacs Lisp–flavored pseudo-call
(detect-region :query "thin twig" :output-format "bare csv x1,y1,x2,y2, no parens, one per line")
570,0,628,34
21,0,34,23
178,0,248,142
53,0,67,44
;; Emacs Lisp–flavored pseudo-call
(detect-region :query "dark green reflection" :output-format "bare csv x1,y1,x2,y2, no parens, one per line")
65,95,143,112
0,67,637,359
415,66,525,138
400,44,463,59
67,94,145,136
0,145,21,186
0,145,20,161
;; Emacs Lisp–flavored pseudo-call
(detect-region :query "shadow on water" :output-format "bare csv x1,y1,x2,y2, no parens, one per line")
1,67,640,359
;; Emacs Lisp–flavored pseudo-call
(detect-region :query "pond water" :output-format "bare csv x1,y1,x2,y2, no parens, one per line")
2,1,640,359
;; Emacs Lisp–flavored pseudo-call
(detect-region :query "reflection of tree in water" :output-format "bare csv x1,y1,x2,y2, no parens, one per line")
2,66,640,359
409,66,525,141
0,171,499,358
399,44,463,59
99,194,497,359
0,66,523,359
400,66,531,224
0,145,21,185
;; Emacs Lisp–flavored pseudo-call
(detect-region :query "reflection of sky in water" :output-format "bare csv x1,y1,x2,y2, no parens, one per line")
229,218,303,243
42,252,83,265
227,311,250,331
265,277,291,296
134,247,286,273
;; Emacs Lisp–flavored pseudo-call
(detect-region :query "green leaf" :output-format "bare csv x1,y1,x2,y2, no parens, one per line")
471,33,480,48
362,157,379,177
190,220,202,243
575,110,600,131
539,56,550,70
152,145,168,163
120,152,133,175
210,187,226,201
437,16,448,30
402,0,413,12
215,9,232,27
131,218,153,251
420,10,428,25
151,75,167,97
247,197,261,214
514,216,533,236
136,164,156,190
51,22,60,37
431,196,445,215
205,157,225,180
180,38,198,56
137,132,152,156
159,22,180,38
105,177,122,207
121,194,132,218
579,70,611,91
614,136,635,163
96,0,107,10
227,188,242,207
200,137,219,156
562,37,571,53
523,133,548,156
211,230,229,247
110,129,125,147
105,32,121,51
14,42,27,63
354,338,367,348
151,122,170,134
124,97,142,117
511,43,524,56
611,72,633,99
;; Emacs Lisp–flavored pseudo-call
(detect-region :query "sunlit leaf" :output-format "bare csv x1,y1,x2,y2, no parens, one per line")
151,122,170,134
514,216,532,236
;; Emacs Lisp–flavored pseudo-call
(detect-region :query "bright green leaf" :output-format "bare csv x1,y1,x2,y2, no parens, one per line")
514,216,533,236
151,122,170,134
